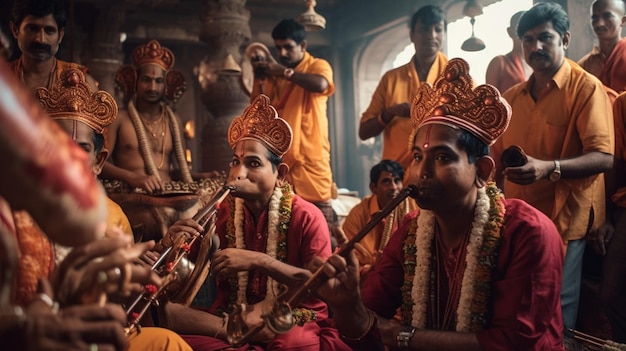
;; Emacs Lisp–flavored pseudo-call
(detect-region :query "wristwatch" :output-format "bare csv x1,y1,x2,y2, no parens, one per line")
397,326,416,350
283,68,295,79
549,160,561,181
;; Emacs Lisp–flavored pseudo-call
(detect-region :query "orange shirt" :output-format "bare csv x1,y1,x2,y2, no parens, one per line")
485,52,529,94
252,52,334,202
341,194,415,265
495,59,614,241
578,38,626,94
360,53,448,172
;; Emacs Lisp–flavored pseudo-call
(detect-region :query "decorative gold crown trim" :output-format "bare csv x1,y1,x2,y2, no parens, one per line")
410,58,511,146
34,68,117,134
131,39,175,71
228,94,293,157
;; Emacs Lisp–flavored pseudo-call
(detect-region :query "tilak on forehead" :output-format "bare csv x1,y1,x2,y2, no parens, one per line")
409,58,511,149
228,94,293,158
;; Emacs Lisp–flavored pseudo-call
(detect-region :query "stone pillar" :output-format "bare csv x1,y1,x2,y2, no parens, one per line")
198,0,251,173
82,3,126,99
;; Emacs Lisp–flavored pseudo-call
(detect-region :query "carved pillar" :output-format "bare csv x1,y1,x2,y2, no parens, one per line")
82,3,126,98
198,0,251,173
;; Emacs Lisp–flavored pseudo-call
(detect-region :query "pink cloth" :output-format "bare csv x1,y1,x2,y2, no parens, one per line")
361,199,565,350
182,195,350,351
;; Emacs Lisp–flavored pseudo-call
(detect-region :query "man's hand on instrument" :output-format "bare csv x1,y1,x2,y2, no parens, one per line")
129,174,164,194
211,248,263,278
53,229,162,306
309,250,361,310
160,218,204,249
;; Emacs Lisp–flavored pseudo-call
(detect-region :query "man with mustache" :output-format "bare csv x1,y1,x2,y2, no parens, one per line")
491,2,614,333
578,0,626,95
577,0,626,343
249,19,337,246
359,5,448,178
9,0,98,92
312,58,565,351
341,159,415,278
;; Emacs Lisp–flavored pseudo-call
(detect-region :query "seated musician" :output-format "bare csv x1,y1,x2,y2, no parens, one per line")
341,159,416,278
31,67,192,350
159,94,351,350
101,39,222,241
312,58,566,350
0,59,163,350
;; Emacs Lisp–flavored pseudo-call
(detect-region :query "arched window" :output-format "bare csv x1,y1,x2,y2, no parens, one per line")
392,0,533,85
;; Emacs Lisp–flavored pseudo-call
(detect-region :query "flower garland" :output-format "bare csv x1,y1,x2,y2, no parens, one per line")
400,182,505,332
226,184,293,306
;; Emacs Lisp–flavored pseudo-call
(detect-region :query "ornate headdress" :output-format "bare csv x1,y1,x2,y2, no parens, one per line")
34,68,117,134
410,58,511,146
228,94,292,157
115,40,185,104
131,39,175,71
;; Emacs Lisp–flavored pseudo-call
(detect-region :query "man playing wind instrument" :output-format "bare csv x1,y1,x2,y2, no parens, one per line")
313,58,566,351
161,94,350,351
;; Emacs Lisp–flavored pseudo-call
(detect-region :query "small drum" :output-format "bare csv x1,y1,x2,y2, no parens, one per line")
102,176,225,242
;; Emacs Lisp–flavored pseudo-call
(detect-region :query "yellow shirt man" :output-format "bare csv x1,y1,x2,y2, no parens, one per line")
360,52,448,172
495,59,614,242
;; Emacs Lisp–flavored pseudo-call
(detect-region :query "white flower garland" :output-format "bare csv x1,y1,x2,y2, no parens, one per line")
233,186,283,304
411,186,489,331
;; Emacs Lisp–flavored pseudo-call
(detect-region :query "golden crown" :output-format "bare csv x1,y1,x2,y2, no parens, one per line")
410,58,511,146
228,94,293,157
131,39,175,71
33,68,117,134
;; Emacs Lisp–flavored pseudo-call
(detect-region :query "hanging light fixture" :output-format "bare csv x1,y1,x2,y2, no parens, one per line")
461,0,486,52
296,0,326,31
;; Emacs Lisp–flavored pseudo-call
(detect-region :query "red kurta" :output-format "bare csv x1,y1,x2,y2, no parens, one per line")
360,199,565,350
182,194,350,351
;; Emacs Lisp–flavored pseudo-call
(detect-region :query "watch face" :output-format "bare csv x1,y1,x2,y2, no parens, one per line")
549,171,561,181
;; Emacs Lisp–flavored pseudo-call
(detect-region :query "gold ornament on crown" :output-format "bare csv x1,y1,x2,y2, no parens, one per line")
132,39,175,71
228,94,293,157
410,58,511,146
33,68,117,134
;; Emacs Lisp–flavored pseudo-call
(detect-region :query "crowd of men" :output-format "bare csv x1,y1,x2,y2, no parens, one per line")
1,0,626,350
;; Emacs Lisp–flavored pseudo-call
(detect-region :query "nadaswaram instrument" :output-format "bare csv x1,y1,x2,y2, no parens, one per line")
124,184,235,334
226,185,419,347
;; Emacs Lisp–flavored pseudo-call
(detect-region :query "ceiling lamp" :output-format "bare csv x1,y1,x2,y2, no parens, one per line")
461,0,486,52
296,0,326,31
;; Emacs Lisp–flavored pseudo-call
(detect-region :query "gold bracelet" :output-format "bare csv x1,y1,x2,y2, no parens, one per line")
340,309,376,342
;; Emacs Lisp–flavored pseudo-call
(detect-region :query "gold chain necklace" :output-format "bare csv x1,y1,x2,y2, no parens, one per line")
139,108,167,169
